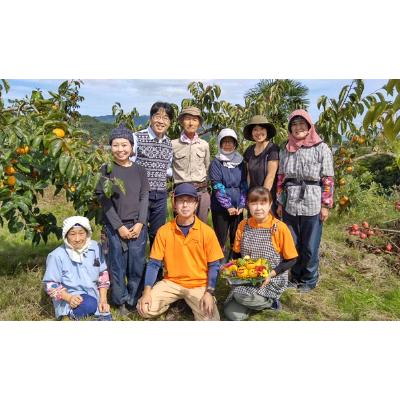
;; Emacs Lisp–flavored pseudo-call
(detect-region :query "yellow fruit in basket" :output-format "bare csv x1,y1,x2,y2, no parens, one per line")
248,268,258,278
243,255,250,260
229,265,238,272
237,266,249,279
222,268,231,277
260,270,270,278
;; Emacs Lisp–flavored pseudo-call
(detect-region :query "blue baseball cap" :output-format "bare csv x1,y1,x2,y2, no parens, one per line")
174,183,198,199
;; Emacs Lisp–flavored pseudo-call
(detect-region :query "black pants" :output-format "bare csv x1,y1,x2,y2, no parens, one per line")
211,210,243,253
147,190,168,282
147,190,168,250
282,210,323,288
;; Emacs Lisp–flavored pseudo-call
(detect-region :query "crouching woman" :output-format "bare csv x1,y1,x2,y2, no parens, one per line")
224,187,298,321
42,216,111,320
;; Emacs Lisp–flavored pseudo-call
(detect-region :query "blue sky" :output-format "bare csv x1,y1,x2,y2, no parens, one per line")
4,79,388,121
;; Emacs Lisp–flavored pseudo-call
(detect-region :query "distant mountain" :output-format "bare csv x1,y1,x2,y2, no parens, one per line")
94,115,150,126
94,115,115,123
80,115,113,144
80,115,150,144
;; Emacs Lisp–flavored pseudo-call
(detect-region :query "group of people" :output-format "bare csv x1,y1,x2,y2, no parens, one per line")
42,102,335,321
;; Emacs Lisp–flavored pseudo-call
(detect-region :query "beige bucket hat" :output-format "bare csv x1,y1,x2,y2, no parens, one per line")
178,106,203,125
243,115,276,141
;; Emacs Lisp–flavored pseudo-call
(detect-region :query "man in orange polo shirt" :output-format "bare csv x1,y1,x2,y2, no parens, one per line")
137,183,224,321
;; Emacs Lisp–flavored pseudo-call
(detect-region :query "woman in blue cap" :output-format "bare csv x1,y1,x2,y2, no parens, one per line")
42,216,111,320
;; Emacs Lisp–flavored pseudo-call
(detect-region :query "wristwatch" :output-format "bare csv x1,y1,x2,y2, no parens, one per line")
206,287,215,295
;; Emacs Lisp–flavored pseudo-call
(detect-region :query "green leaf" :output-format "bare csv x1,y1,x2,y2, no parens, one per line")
16,162,31,174
58,152,71,175
355,80,364,98
31,135,42,149
114,177,126,195
338,85,349,105
14,126,28,141
16,201,29,215
66,158,78,179
58,80,69,93
8,219,24,233
376,92,386,102
393,116,400,139
43,120,68,131
384,79,396,95
49,138,63,157
53,185,63,197
372,101,387,121
382,117,395,142
0,201,15,215
24,229,35,242
1,79,10,93
363,106,375,132
90,172,101,190
34,181,49,190
392,94,400,113
103,179,113,197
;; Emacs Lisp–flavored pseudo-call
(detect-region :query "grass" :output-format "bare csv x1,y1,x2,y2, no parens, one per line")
0,187,399,321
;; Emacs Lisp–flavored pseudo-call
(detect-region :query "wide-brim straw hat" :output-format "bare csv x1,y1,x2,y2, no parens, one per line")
243,115,276,141
178,106,203,125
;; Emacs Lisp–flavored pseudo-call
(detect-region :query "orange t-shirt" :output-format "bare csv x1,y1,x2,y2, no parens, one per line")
150,217,224,288
232,214,298,260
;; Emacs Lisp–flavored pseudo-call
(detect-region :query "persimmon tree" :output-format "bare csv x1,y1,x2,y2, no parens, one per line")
0,80,121,244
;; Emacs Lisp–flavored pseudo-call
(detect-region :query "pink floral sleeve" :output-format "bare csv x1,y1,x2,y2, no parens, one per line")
45,282,65,301
321,176,334,208
276,173,285,205
97,271,110,289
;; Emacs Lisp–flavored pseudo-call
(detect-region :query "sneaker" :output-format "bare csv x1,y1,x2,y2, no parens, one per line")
96,313,113,321
297,284,314,293
126,303,139,314
287,280,298,289
118,304,130,316
270,298,282,311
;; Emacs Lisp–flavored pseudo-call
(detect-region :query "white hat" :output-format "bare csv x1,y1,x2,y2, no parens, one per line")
217,128,238,148
62,216,92,239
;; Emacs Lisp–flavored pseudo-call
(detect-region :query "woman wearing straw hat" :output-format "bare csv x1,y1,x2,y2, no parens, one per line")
243,115,280,213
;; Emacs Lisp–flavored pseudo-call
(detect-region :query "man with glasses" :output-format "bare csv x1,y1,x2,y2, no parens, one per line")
136,183,223,321
132,102,174,250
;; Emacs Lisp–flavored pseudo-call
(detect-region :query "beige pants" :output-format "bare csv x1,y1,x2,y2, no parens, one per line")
141,279,220,321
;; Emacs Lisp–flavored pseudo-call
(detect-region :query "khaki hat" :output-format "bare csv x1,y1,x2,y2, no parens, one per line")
243,115,276,141
178,106,203,125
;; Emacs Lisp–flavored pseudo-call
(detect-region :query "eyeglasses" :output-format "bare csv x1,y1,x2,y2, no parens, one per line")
175,198,197,205
152,114,170,122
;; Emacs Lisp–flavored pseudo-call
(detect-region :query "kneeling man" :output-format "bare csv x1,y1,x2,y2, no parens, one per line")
137,183,223,321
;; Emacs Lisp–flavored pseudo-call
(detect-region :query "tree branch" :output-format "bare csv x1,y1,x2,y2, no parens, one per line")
353,151,396,162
